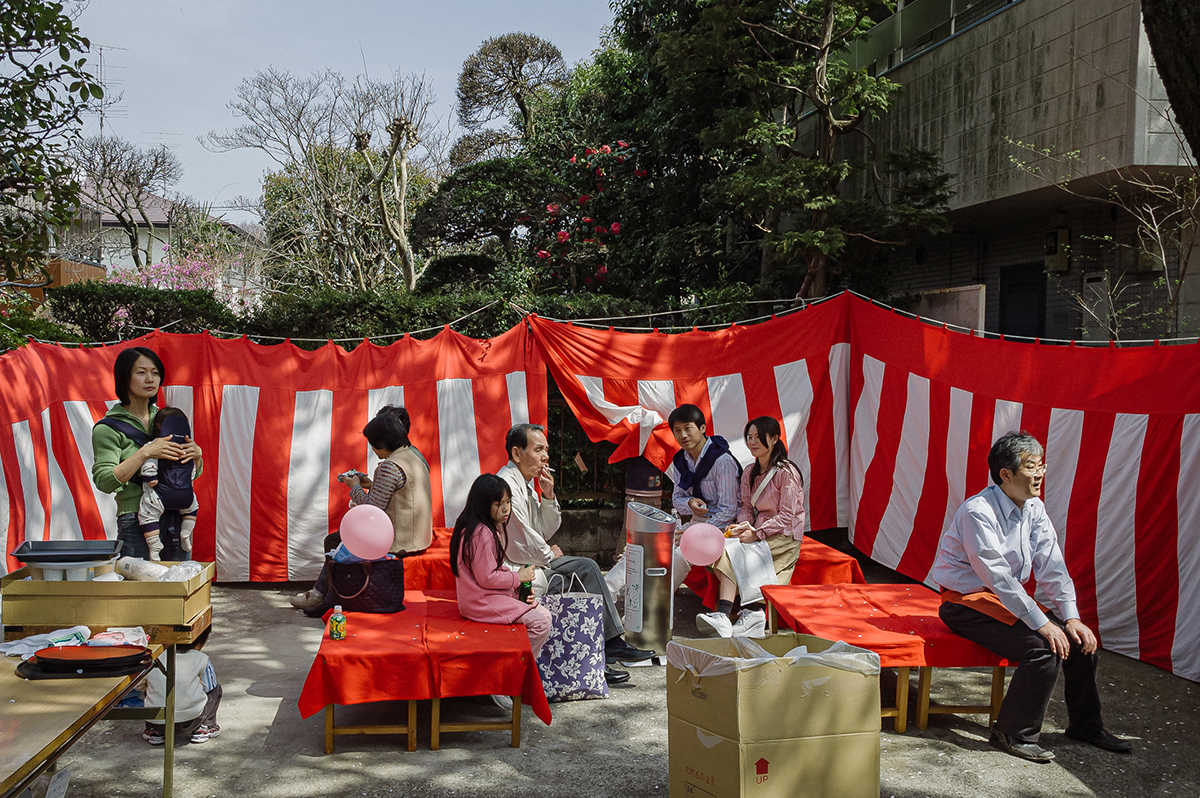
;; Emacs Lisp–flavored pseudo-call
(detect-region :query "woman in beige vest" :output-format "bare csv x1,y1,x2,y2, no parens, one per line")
290,411,433,610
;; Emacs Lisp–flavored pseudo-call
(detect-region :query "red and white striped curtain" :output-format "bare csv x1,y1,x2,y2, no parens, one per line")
3,294,1198,680
529,294,1200,682
0,326,546,581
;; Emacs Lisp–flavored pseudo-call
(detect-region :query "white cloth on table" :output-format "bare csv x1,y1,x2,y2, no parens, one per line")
0,625,91,660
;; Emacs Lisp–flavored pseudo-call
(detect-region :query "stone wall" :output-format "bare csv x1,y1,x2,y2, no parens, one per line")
553,508,628,569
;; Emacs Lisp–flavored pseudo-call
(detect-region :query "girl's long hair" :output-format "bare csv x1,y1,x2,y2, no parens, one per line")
449,474,512,577
744,416,802,486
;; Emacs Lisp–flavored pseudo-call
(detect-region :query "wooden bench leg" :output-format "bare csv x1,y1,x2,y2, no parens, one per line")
990,666,1006,726
431,698,440,751
511,697,522,748
916,667,932,731
894,666,909,733
325,705,335,754
768,603,778,634
408,700,417,752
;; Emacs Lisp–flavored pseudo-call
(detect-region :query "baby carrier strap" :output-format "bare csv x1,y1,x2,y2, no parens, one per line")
94,416,151,447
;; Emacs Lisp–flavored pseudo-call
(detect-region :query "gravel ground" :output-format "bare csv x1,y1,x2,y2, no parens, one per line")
45,578,1200,798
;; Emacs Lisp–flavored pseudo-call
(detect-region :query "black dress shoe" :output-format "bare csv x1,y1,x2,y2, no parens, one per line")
604,665,630,685
989,729,1055,763
1065,727,1133,753
604,639,656,664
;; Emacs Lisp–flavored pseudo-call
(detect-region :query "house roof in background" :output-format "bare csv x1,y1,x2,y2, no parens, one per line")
79,184,259,241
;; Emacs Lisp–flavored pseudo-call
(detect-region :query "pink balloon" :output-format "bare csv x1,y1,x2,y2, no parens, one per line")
679,523,726,567
340,504,393,561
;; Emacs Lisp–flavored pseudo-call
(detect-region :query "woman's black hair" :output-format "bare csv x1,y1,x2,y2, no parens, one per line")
361,411,410,452
376,404,412,434
449,474,512,578
113,347,165,406
744,416,802,486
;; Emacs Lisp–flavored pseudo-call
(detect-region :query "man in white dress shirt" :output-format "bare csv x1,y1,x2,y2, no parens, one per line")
931,431,1131,762
498,423,653,683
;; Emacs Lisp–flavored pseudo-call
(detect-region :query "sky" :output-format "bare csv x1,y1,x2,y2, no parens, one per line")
73,0,617,226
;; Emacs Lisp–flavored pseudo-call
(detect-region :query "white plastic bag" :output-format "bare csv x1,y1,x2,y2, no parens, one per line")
158,560,204,582
722,538,777,603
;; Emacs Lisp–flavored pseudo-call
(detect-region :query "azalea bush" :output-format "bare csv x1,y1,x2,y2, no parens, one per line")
108,245,263,316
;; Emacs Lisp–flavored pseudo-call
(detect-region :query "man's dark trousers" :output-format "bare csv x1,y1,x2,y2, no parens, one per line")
940,602,1104,743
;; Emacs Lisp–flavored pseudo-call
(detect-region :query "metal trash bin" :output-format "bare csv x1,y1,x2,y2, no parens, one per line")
623,501,678,654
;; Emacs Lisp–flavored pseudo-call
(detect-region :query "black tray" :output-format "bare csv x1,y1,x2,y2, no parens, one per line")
16,658,150,680
10,539,122,565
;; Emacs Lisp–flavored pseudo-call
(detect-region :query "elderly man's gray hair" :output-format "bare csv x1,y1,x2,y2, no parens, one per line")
988,431,1044,485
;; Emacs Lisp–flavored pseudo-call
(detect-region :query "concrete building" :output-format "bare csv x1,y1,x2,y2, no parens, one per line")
844,0,1197,340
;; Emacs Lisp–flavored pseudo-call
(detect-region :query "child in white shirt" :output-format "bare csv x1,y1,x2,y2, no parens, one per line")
142,626,221,745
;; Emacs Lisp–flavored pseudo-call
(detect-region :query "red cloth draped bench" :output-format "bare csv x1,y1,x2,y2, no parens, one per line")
684,536,867,609
761,583,1008,733
298,590,551,751
402,527,457,592
408,532,867,603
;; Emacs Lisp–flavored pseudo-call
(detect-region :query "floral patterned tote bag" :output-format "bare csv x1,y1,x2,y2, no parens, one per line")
535,573,610,702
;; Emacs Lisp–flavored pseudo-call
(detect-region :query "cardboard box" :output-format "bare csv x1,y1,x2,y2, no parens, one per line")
669,717,880,798
666,633,881,741
666,633,881,798
0,562,214,627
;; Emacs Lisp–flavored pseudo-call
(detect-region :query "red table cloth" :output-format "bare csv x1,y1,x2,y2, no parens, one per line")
685,536,867,609
760,583,1007,668
298,590,552,725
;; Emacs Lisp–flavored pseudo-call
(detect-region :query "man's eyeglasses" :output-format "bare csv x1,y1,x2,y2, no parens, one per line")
1020,462,1047,475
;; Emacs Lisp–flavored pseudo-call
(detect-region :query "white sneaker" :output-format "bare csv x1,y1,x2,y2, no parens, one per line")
731,609,767,638
490,694,513,711
696,611,733,638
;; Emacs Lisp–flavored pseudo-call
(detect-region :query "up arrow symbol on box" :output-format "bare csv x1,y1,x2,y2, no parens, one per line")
754,758,769,776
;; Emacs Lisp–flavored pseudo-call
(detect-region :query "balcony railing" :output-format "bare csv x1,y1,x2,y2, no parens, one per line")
841,0,1022,75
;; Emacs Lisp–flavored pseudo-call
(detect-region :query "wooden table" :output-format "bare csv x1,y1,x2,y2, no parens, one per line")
3,608,211,798
298,591,551,752
761,583,1007,733
0,647,159,798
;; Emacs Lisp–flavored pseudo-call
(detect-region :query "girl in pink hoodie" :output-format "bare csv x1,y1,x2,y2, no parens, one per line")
450,474,552,657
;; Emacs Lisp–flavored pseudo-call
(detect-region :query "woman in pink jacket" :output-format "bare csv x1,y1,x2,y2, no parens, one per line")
450,474,552,658
709,416,805,638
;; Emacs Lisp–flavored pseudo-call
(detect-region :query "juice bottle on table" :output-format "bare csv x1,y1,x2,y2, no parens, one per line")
329,605,347,640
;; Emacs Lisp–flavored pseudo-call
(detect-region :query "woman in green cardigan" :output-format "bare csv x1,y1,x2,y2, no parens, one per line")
91,347,203,560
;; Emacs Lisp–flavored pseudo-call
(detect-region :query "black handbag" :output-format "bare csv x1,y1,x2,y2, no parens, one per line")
324,558,406,614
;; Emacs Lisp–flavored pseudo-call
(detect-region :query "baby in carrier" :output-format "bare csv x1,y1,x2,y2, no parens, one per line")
139,407,199,560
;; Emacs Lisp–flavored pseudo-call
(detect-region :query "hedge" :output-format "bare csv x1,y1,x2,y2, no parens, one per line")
37,281,770,350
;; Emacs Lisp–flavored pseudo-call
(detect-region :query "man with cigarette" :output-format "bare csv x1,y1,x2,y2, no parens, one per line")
498,423,654,682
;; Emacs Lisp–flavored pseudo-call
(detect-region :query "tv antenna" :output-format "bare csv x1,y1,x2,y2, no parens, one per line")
91,44,128,139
